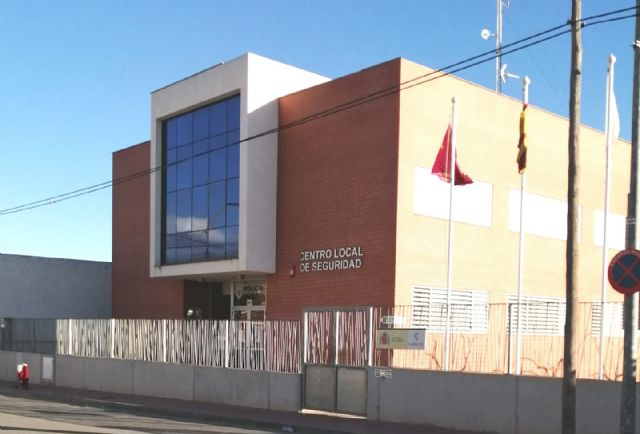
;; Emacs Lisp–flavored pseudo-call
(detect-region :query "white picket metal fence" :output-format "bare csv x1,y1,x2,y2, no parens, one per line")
56,319,301,373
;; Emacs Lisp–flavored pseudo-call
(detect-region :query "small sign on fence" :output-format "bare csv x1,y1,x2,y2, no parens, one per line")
375,368,392,378
375,329,425,350
379,315,404,326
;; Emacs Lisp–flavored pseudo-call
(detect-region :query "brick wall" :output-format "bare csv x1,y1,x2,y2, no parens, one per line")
112,142,185,318
266,59,402,320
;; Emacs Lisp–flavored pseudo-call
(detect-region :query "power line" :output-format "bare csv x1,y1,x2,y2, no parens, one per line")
1,6,636,216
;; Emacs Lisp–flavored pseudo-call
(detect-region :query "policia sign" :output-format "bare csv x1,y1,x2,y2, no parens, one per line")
299,246,363,272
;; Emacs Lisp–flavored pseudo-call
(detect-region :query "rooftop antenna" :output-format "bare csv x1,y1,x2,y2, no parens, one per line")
481,0,510,93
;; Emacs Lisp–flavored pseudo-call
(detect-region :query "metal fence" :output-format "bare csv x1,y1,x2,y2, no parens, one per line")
0,302,634,379
0,318,57,354
56,319,301,373
372,302,629,380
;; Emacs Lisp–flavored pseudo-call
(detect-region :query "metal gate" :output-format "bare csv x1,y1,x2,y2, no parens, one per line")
302,307,372,415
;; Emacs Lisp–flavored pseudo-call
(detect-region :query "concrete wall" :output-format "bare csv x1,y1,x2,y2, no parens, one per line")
0,350,50,384
53,354,300,412
0,254,111,318
4,349,637,434
367,368,640,434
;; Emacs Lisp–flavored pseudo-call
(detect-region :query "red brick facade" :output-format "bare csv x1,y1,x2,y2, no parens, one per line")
266,59,402,320
112,142,185,318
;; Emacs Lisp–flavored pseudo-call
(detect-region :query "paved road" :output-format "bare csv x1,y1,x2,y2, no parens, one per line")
0,393,287,434
0,380,476,434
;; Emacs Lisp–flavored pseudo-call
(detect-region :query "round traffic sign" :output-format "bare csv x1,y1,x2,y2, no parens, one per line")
608,249,640,295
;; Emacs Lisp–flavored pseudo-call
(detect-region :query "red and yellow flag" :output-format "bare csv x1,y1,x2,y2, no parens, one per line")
517,104,528,174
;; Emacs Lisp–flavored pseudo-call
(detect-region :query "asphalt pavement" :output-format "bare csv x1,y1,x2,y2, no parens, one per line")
0,379,481,434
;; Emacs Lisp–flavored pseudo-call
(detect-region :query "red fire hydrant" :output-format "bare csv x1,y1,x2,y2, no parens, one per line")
17,363,29,389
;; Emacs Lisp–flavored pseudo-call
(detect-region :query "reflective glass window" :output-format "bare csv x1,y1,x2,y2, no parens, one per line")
209,181,225,228
209,149,226,182
227,129,240,146
165,248,177,264
226,178,239,226
191,230,208,247
176,189,192,233
211,134,226,150
165,235,177,248
192,186,208,231
166,192,177,235
208,228,225,245
166,119,178,149
227,96,240,129
211,101,227,136
227,144,239,178
193,139,208,157
226,226,239,244
176,247,191,263
166,165,177,193
208,244,225,260
226,225,239,258
176,160,192,190
176,233,191,248
192,247,207,262
193,107,209,141
177,114,192,147
177,144,192,161
167,148,177,164
162,94,241,264
193,154,208,186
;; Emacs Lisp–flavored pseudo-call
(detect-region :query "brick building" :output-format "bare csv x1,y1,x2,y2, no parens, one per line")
112,53,630,324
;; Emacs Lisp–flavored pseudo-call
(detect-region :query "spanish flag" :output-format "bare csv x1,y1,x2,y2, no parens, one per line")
517,104,528,174
431,124,473,186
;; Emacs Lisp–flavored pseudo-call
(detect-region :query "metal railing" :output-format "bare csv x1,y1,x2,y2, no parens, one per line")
56,319,301,373
1,302,634,379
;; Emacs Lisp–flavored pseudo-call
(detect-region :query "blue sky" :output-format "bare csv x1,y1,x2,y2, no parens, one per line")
0,0,636,262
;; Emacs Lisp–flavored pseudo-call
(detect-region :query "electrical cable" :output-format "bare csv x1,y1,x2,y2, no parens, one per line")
0,6,637,216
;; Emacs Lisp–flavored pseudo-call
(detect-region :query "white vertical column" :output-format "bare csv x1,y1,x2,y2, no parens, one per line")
516,76,531,375
444,97,457,371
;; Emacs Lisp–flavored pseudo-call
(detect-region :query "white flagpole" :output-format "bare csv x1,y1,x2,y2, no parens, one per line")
515,77,530,376
444,96,457,371
599,54,617,380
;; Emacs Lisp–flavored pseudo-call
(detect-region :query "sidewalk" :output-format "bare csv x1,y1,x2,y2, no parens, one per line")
0,380,479,434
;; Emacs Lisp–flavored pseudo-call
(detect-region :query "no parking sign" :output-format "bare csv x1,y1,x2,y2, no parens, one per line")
608,249,640,295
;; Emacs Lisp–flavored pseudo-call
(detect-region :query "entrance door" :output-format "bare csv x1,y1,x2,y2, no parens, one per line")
232,281,266,320
302,308,371,416
184,282,229,319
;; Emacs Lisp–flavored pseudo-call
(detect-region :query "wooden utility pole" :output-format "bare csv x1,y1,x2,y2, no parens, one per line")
563,1,581,434
620,1,640,433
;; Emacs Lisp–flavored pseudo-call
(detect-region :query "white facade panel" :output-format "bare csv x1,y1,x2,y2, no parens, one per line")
508,190,581,241
413,166,493,227
150,53,328,279
593,209,625,250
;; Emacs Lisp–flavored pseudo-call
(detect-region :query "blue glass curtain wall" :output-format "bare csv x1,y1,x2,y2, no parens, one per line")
162,95,240,265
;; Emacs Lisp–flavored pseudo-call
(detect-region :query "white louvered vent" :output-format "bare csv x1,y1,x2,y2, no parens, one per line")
412,286,488,334
507,295,565,336
591,303,624,337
